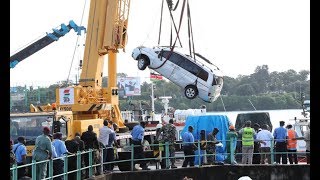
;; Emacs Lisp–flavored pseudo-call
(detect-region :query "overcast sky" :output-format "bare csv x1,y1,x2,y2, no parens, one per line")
10,0,310,87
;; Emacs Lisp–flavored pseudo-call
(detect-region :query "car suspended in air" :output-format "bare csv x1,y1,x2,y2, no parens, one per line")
132,46,223,103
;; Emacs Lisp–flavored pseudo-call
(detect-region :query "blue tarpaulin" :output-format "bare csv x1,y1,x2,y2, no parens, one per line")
180,115,230,164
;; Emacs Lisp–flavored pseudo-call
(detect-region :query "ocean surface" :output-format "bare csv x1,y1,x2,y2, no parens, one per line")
206,109,306,131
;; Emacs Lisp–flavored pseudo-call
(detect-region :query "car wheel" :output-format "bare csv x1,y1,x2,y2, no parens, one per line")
137,56,149,70
184,85,198,99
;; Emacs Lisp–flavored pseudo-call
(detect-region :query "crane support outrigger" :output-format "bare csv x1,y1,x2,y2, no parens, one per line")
10,20,86,68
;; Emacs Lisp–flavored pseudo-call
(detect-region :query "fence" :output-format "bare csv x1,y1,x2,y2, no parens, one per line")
10,138,309,180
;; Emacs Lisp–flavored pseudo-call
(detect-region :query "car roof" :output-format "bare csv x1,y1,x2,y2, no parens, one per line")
153,46,222,76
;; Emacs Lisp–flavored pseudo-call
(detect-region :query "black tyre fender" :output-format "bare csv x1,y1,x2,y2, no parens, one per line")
184,85,198,99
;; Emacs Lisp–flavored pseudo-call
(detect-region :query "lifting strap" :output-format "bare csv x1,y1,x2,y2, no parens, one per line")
186,0,195,59
157,0,164,46
167,0,186,59
158,0,182,47
152,0,186,70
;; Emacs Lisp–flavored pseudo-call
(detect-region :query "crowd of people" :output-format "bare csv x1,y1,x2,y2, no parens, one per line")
10,118,310,179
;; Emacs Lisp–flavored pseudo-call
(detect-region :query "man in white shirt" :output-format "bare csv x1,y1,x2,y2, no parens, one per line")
98,120,112,172
256,124,273,164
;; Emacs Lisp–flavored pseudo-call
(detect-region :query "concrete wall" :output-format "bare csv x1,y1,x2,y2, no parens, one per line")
98,165,310,180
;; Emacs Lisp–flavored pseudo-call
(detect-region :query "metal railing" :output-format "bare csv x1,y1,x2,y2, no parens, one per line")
10,138,309,180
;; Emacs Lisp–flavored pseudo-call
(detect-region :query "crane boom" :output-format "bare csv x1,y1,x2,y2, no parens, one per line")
55,0,131,132
10,20,86,68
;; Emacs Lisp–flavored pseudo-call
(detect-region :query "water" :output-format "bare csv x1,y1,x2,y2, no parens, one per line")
207,109,305,132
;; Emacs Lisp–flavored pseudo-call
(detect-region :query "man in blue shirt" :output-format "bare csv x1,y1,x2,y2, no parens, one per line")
13,136,27,179
52,132,71,180
131,121,150,170
273,121,288,164
182,126,197,167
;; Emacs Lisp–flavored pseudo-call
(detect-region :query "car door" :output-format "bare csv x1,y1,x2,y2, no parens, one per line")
175,55,199,87
169,53,196,87
153,50,175,79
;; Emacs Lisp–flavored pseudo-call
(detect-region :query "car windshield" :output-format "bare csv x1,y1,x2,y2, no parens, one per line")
10,115,53,143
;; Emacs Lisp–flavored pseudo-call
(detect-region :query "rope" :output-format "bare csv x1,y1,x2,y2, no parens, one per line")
66,0,87,86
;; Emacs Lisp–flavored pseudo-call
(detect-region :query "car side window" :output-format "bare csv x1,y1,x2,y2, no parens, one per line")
198,69,209,81
178,59,208,81
180,59,199,76
164,51,184,65
212,76,223,85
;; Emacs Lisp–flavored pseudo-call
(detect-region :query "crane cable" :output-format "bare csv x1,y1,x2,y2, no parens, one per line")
66,0,87,86
166,0,186,59
150,0,186,71
158,0,183,48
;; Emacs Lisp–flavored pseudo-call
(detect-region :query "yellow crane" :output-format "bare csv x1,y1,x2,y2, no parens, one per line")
54,0,131,132
10,0,132,158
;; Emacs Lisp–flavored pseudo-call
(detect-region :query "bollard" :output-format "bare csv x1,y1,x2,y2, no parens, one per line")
100,147,103,174
64,155,68,180
48,159,53,179
271,138,274,164
197,140,201,166
12,164,18,180
131,143,134,171
32,160,36,180
89,149,93,177
77,151,81,180
165,142,169,169
230,137,235,164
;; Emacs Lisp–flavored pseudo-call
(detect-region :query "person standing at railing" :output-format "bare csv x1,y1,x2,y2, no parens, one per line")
273,121,288,164
160,119,177,169
106,124,120,172
294,122,310,164
131,121,150,170
305,122,310,164
52,132,71,180
155,123,164,168
256,124,273,164
10,140,16,168
32,127,52,180
74,133,86,178
199,130,207,165
225,125,238,164
81,125,100,177
286,124,299,164
206,128,219,165
98,120,113,172
13,136,27,179
182,126,197,167
252,123,262,164
47,134,57,179
239,121,256,164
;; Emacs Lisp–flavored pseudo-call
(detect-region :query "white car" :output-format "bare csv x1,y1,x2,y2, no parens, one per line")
131,46,223,103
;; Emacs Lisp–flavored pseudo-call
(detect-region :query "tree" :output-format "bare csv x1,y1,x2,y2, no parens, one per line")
234,84,255,96
252,65,270,93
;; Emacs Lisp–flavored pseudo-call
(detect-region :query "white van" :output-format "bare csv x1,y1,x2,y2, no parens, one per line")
132,46,223,103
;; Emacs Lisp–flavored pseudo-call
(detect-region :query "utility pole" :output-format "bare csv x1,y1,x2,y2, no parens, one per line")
159,96,172,123
150,83,155,121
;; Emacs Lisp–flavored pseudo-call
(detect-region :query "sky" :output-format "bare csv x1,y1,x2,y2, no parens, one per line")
10,0,310,87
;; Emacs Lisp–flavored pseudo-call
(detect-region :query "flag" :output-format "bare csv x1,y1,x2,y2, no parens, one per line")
150,72,163,80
